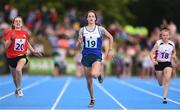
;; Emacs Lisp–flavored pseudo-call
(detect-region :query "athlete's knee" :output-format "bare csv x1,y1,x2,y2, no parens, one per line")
91,69,99,77
16,68,22,74
91,72,98,78
164,73,172,81
86,77,92,84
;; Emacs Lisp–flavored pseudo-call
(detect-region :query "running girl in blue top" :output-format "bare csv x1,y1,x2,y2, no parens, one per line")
76,10,113,107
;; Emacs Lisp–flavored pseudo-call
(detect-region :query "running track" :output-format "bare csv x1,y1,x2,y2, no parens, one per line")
0,75,180,110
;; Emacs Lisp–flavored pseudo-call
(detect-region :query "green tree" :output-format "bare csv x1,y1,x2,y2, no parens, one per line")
1,0,135,25
97,0,135,25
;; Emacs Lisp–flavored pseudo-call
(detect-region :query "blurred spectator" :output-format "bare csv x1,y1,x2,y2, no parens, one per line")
74,49,83,77
66,8,77,26
168,21,180,48
9,6,18,21
52,48,67,76
0,4,179,76
141,49,154,79
4,4,11,23
121,46,133,77
33,9,42,35
114,46,124,77
49,8,58,29
26,11,35,29
42,6,50,25
96,10,103,25
147,27,160,50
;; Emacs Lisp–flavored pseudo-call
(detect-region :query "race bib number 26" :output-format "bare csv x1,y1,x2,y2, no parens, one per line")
14,39,26,51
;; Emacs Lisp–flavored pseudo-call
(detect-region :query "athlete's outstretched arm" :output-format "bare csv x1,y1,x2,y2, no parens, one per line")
104,29,113,59
150,43,158,65
4,32,14,49
75,35,83,48
28,41,43,57
172,47,178,62
5,39,13,50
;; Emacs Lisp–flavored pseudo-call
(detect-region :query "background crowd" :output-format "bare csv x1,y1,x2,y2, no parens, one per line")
0,4,180,78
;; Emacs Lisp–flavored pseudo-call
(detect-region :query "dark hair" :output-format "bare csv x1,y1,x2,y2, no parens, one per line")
85,10,100,25
11,16,23,29
86,10,97,19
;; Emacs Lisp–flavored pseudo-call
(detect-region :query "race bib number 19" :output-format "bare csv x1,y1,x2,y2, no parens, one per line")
14,39,25,51
85,37,97,48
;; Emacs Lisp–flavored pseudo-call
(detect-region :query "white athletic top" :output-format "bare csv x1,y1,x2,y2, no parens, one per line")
156,39,175,62
79,25,106,58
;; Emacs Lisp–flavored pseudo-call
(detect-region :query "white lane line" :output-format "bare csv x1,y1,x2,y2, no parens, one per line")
0,108,178,110
143,80,180,93
49,109,178,110
114,79,180,105
0,77,50,101
94,81,128,110
51,77,72,110
0,76,28,86
51,108,123,110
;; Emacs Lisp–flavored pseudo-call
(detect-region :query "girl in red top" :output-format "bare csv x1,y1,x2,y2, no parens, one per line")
4,16,42,97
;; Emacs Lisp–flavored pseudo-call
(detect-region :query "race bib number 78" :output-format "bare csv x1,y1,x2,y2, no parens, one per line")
14,39,26,51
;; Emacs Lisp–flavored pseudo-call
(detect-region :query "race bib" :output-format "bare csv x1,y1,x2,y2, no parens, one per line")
85,37,97,48
160,52,169,59
14,39,26,51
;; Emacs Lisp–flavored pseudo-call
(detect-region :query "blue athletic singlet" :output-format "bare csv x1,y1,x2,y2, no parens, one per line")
82,25,102,58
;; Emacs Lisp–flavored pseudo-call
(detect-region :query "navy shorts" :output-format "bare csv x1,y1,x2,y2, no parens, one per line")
81,54,102,67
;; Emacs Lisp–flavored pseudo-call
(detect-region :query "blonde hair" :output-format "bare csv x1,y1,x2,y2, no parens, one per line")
160,25,170,38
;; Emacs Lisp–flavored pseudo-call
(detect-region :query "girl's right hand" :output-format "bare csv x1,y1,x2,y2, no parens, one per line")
78,36,83,43
153,60,158,65
10,32,15,41
76,36,83,48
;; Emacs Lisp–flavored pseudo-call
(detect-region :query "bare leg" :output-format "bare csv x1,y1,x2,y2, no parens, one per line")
15,58,26,89
84,66,95,99
86,75,95,100
92,61,104,83
9,66,18,88
163,67,172,99
91,61,101,78
155,71,163,86
86,75,96,108
83,66,96,107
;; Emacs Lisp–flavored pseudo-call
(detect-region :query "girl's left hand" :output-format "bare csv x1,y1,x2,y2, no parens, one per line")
32,51,43,57
106,49,113,60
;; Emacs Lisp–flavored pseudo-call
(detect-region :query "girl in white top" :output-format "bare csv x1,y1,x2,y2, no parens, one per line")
150,26,177,104
76,10,113,107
